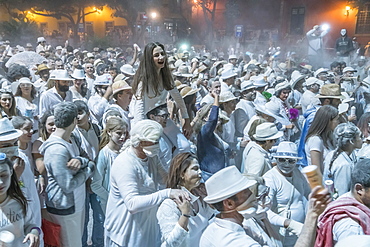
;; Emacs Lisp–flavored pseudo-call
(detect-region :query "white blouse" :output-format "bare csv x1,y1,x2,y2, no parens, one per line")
157,187,215,247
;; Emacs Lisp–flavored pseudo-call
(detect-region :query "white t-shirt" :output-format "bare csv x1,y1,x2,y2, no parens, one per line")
305,135,324,167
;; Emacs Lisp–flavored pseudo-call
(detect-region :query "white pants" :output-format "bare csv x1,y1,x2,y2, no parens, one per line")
48,209,85,247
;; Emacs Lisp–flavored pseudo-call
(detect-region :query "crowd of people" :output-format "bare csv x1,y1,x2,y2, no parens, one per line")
0,32,370,247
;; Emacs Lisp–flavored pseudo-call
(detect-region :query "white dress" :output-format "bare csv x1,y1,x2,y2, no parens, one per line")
157,187,215,247
104,148,169,247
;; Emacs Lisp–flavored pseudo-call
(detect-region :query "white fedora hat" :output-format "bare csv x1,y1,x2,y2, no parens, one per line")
71,69,85,80
0,118,22,141
240,80,256,92
37,37,46,43
18,77,33,85
314,68,328,78
47,70,74,84
93,74,111,86
253,122,283,141
305,77,322,87
120,64,136,76
204,166,257,204
220,69,237,80
274,141,302,159
219,91,238,103
251,75,267,88
290,70,305,88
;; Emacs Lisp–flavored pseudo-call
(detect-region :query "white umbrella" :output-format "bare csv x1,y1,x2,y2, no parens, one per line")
5,51,46,68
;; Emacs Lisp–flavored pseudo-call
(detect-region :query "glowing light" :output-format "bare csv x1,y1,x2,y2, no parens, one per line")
151,12,157,19
321,24,330,31
346,6,351,11
194,0,198,3
181,44,188,50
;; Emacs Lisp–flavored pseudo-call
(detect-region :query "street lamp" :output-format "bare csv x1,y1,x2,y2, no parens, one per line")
151,12,157,19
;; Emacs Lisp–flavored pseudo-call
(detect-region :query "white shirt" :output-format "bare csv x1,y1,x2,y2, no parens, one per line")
157,187,215,247
88,95,109,126
200,217,261,247
39,87,73,116
242,141,271,176
104,148,170,247
254,91,267,106
332,192,365,244
323,151,356,196
300,90,319,114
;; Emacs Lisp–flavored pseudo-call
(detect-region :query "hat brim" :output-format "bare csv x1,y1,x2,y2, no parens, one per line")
315,94,345,99
71,76,85,80
253,131,283,141
291,75,305,88
113,87,132,96
182,88,201,98
0,129,22,142
204,177,256,204
173,72,194,78
220,96,238,103
274,153,302,160
241,85,256,92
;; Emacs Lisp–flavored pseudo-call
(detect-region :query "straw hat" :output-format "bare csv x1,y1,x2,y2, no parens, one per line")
35,64,50,75
112,80,132,96
204,166,257,204
180,86,200,98
315,84,345,99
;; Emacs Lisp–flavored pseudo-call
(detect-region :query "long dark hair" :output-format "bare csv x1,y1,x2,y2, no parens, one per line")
14,85,37,99
0,90,17,118
306,105,338,149
39,110,54,141
357,112,370,138
132,42,174,98
1,157,28,216
166,152,198,189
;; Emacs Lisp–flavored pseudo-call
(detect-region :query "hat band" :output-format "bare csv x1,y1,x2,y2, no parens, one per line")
275,152,298,158
0,129,18,137
256,131,278,139
320,93,341,97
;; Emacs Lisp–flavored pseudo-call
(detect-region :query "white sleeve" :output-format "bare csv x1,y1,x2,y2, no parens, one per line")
333,218,364,242
169,88,189,119
157,200,188,247
131,82,145,126
113,157,171,214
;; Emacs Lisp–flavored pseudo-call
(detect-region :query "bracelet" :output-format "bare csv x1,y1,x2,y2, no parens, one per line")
31,227,41,235
182,214,191,218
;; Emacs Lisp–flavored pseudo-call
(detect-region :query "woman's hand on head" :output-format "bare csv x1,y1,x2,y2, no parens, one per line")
23,232,39,247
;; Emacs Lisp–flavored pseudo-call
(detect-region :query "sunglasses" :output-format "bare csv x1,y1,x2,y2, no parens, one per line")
278,158,297,164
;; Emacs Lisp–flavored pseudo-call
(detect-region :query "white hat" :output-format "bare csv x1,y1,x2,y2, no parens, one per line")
253,122,283,141
363,76,370,88
55,46,63,50
18,77,33,85
251,75,267,88
255,105,276,119
341,92,354,103
94,59,103,68
0,118,22,141
305,77,322,86
274,141,302,159
73,49,79,54
290,70,305,88
47,70,74,84
173,65,194,78
343,66,357,73
219,91,238,103
204,166,257,204
228,54,237,60
37,37,46,43
120,64,136,76
220,69,237,80
94,74,111,86
314,68,328,78
240,80,256,92
275,81,292,92
86,52,94,58
71,69,85,80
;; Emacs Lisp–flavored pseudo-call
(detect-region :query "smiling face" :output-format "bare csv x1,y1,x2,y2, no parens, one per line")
181,159,202,191
153,46,166,71
279,89,291,101
20,83,32,96
19,120,33,144
45,116,56,135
